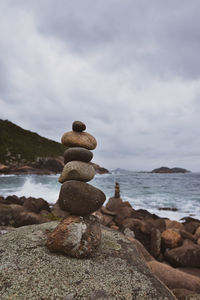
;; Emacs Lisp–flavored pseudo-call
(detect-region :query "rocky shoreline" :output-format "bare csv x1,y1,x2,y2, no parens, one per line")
0,159,110,175
0,192,200,299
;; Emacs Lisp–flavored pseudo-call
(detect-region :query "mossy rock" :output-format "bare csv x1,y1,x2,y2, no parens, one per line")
0,222,176,299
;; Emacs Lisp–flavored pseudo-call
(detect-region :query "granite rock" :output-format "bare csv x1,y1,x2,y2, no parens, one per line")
64,147,93,164
72,120,86,132
46,215,101,258
58,161,95,183
61,131,97,150
0,222,176,299
58,180,106,216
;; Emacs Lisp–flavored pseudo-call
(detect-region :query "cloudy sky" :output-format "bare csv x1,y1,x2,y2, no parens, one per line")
0,0,200,171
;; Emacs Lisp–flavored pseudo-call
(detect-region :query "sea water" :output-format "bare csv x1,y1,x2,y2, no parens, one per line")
0,170,200,221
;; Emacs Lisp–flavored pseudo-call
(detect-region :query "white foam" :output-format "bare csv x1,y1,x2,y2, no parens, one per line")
9,177,59,204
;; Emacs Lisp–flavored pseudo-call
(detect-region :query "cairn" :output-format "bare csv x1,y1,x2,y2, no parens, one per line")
46,121,106,258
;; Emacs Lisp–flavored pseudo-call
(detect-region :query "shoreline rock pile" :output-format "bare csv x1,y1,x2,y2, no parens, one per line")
46,121,106,258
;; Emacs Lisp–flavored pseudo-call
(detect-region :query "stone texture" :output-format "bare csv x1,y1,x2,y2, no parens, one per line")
23,197,50,213
148,260,200,294
106,197,123,212
72,120,86,132
164,239,200,267
58,180,106,216
61,131,97,150
0,222,176,299
184,221,200,234
165,219,185,231
64,147,93,164
195,226,200,239
172,288,200,300
161,229,182,249
150,228,161,258
58,161,95,183
46,215,101,258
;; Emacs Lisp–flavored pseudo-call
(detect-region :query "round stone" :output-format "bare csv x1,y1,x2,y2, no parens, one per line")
72,121,86,132
61,131,97,150
46,215,101,258
58,161,95,183
64,147,93,164
58,180,106,216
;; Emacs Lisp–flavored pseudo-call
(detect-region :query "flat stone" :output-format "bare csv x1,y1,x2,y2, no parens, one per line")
58,161,95,183
64,147,93,164
61,131,97,150
72,120,86,132
46,215,101,258
58,180,106,216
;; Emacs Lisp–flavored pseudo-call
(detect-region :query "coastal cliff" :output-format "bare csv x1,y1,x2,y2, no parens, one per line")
0,120,110,174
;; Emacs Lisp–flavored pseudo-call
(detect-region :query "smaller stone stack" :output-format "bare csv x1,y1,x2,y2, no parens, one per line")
46,121,106,258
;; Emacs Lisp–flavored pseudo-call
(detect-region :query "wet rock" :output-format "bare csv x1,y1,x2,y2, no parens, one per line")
51,203,70,219
58,161,95,183
179,229,195,242
161,229,182,249
46,215,101,258
64,147,93,164
148,260,200,293
5,195,24,205
100,206,116,216
72,120,86,132
23,197,50,213
164,239,200,267
61,131,97,150
58,180,106,216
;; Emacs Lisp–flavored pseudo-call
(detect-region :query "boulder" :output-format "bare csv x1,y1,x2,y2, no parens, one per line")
72,120,86,132
51,203,70,219
161,229,182,249
106,197,123,212
5,195,24,205
0,222,176,299
172,288,200,300
114,206,134,225
46,215,101,258
164,239,200,267
148,260,200,293
58,180,106,216
165,220,184,231
58,161,95,183
64,147,93,164
23,197,50,213
195,226,200,240
184,221,200,234
150,228,161,258
61,131,97,150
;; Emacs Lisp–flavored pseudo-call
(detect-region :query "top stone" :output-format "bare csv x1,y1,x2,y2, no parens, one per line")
72,121,86,132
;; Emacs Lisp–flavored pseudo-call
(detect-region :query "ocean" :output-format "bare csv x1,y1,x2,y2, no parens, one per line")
0,170,200,221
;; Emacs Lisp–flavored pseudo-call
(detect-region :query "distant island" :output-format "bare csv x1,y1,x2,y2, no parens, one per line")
151,166,190,173
0,119,109,175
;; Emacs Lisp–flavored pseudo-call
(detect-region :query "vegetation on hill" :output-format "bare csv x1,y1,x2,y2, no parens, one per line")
0,119,66,166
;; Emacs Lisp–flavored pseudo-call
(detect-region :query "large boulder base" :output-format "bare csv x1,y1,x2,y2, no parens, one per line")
0,222,176,299
58,180,106,216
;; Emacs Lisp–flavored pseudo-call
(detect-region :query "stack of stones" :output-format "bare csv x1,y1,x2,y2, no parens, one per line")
46,121,106,258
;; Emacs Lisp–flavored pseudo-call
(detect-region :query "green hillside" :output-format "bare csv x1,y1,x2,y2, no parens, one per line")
0,119,66,165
